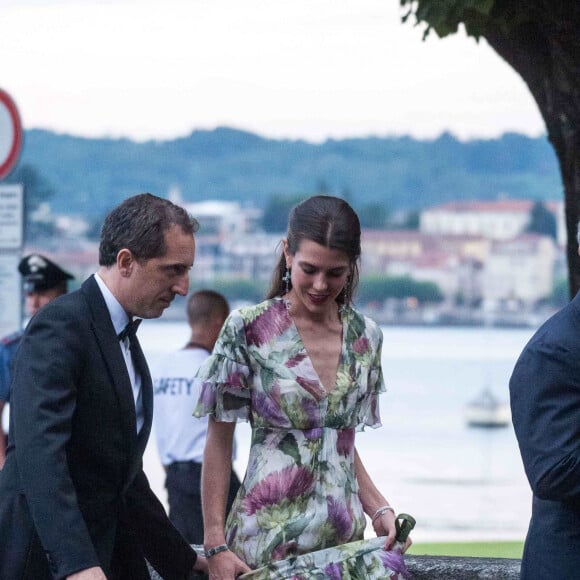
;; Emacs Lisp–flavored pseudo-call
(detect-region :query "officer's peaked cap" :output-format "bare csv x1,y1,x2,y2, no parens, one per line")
18,254,74,292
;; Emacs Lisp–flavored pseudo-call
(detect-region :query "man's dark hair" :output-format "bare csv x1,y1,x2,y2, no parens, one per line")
187,290,230,327
99,193,199,266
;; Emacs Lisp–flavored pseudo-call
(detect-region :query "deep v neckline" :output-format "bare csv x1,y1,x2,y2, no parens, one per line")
282,298,346,399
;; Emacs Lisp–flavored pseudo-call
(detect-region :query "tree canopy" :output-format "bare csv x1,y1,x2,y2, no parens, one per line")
357,275,444,304
526,201,558,240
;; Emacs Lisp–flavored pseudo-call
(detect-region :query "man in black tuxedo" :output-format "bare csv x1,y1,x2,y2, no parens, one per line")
509,238,580,578
0,193,207,579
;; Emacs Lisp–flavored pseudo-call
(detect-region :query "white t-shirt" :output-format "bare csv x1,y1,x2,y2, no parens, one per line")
152,348,236,465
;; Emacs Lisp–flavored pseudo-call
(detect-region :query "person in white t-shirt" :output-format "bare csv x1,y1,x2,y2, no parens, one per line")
152,289,241,545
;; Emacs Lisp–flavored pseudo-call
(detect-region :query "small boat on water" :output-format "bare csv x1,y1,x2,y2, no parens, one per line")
466,387,511,428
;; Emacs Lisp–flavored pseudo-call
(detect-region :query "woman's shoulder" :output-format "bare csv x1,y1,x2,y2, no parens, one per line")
231,297,285,322
223,297,291,349
344,304,382,337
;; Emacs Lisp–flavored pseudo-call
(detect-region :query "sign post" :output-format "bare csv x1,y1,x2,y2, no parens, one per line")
0,89,23,336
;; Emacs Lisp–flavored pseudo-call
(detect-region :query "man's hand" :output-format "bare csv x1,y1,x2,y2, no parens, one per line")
193,554,209,575
67,566,107,579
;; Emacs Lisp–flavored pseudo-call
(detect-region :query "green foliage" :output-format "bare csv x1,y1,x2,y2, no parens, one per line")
397,209,421,230
409,540,524,559
550,278,570,308
526,201,557,240
358,275,444,304
400,0,496,39
10,163,54,209
85,210,108,241
190,278,266,304
357,202,390,229
189,274,445,307
261,193,306,233
8,164,56,243
399,0,530,40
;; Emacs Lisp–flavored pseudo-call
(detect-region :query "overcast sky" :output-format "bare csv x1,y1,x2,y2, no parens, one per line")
1,0,546,143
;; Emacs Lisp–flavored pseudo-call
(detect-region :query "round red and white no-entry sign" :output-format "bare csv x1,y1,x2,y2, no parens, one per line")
0,88,23,180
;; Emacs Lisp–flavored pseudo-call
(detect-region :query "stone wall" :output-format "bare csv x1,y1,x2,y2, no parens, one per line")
149,555,522,579
405,555,521,579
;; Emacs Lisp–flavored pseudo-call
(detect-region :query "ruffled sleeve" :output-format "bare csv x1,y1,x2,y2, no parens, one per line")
194,311,252,423
355,319,386,431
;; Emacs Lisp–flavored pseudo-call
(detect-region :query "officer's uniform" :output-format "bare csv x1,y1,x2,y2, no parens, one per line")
0,332,22,403
0,254,74,403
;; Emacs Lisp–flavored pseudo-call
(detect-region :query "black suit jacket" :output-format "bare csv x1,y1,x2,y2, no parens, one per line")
0,276,197,579
509,291,580,579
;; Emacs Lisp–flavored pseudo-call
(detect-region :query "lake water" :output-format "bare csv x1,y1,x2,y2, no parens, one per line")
139,321,536,543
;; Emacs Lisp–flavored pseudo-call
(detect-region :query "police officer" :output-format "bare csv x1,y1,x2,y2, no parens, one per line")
0,254,74,467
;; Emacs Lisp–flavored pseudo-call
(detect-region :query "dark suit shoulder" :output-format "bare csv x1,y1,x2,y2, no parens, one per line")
523,297,580,354
19,289,95,360
28,289,86,324
33,279,96,320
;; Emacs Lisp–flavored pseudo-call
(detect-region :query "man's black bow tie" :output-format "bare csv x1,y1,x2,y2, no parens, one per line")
118,318,142,342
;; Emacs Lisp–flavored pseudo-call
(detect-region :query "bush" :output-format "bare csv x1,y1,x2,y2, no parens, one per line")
357,275,444,304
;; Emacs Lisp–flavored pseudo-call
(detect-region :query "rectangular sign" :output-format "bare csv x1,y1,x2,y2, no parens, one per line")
0,184,23,336
0,253,21,336
0,184,23,249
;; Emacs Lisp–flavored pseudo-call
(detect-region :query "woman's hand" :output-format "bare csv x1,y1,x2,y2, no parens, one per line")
207,549,252,579
372,511,413,553
372,509,397,549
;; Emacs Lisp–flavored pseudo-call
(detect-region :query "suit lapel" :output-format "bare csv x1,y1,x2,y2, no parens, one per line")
82,276,157,488
82,277,138,449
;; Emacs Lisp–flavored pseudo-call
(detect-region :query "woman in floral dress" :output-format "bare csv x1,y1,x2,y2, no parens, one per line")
194,195,412,579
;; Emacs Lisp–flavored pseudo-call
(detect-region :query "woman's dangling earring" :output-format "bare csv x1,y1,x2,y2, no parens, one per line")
283,267,291,294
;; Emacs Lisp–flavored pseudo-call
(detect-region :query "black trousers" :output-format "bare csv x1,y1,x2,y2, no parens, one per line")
166,461,241,545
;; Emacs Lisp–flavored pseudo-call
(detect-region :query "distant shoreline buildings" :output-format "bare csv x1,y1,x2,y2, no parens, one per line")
25,197,565,328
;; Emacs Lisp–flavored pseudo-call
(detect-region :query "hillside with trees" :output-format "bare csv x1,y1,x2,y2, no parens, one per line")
10,127,561,222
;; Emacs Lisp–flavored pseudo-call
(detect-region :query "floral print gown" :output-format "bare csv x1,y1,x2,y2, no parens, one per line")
194,298,408,579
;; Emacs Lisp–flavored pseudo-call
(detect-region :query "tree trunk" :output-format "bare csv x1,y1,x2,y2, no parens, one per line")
482,0,580,297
